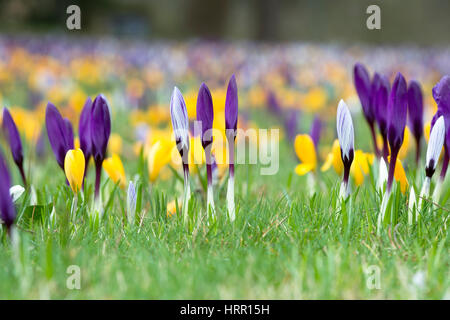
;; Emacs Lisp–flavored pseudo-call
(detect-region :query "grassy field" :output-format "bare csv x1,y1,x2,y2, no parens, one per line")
1,113,448,300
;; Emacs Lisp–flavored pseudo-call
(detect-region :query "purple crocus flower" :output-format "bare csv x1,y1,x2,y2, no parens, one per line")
196,82,215,216
90,94,111,199
386,72,408,193
354,63,379,156
45,102,74,171
2,108,26,185
35,129,46,159
407,80,424,164
267,91,282,116
79,97,93,165
375,75,391,161
284,109,299,143
225,74,238,221
432,75,450,181
0,150,16,233
310,116,322,148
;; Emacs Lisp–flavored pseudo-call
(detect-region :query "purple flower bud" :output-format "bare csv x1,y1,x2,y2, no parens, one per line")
310,116,322,148
90,94,111,198
407,80,424,162
375,75,390,160
196,83,214,149
0,150,15,232
285,109,299,143
353,63,374,124
90,94,111,164
2,108,26,185
79,97,93,162
386,72,408,192
225,74,238,141
387,73,408,153
45,102,74,170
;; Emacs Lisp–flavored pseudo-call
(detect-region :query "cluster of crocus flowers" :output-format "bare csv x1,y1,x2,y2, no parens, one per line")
336,99,355,198
170,86,191,222
2,108,27,186
0,150,16,235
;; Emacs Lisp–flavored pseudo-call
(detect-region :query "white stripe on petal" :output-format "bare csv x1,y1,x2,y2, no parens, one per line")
426,116,445,170
336,99,354,160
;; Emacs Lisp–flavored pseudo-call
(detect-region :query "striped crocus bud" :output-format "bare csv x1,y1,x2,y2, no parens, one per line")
386,72,408,193
45,102,75,171
375,75,391,160
196,82,215,217
407,80,424,163
225,74,238,222
2,108,26,185
336,99,354,197
170,86,191,223
0,150,16,233
127,181,137,226
419,116,445,208
170,87,190,164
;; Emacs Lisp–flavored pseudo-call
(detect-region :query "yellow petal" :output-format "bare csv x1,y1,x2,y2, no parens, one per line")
424,121,431,143
103,154,126,189
148,139,173,182
64,148,85,193
109,133,123,155
321,153,334,172
398,127,410,160
294,134,317,167
295,163,315,176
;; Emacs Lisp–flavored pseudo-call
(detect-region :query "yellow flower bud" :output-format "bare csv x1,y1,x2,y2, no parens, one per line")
64,148,85,193
102,153,126,189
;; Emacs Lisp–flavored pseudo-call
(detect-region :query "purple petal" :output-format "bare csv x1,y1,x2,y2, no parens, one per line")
45,102,71,169
0,150,15,229
90,94,111,163
407,80,424,142
375,75,390,137
225,74,238,133
310,116,322,148
79,97,93,160
387,72,408,153
196,83,214,148
2,108,23,167
353,63,374,124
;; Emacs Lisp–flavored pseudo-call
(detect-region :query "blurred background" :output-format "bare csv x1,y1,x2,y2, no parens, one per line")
0,0,449,45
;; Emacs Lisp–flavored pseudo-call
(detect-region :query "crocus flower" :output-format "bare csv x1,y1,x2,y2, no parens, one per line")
127,181,137,225
102,153,126,189
45,102,74,171
90,95,111,199
407,80,424,164
196,82,215,217
170,86,191,222
431,76,450,184
79,97,92,177
419,116,445,207
0,150,15,234
386,72,408,193
2,108,26,185
147,139,173,182
294,134,317,175
225,74,238,222
310,116,322,148
285,109,299,142
354,63,378,156
375,75,391,160
64,148,85,194
336,99,354,198
321,139,343,175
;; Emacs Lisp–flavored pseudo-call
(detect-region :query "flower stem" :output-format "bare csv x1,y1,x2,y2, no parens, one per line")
18,163,27,187
94,160,102,199
227,139,235,221
182,163,190,224
205,152,215,219
370,123,379,158
386,148,399,194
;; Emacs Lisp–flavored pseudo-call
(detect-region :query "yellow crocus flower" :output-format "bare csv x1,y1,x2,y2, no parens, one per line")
398,127,411,160
424,121,431,142
103,154,126,189
321,139,343,175
351,150,374,186
167,200,177,218
64,148,85,193
109,133,123,155
294,134,317,175
147,139,173,182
